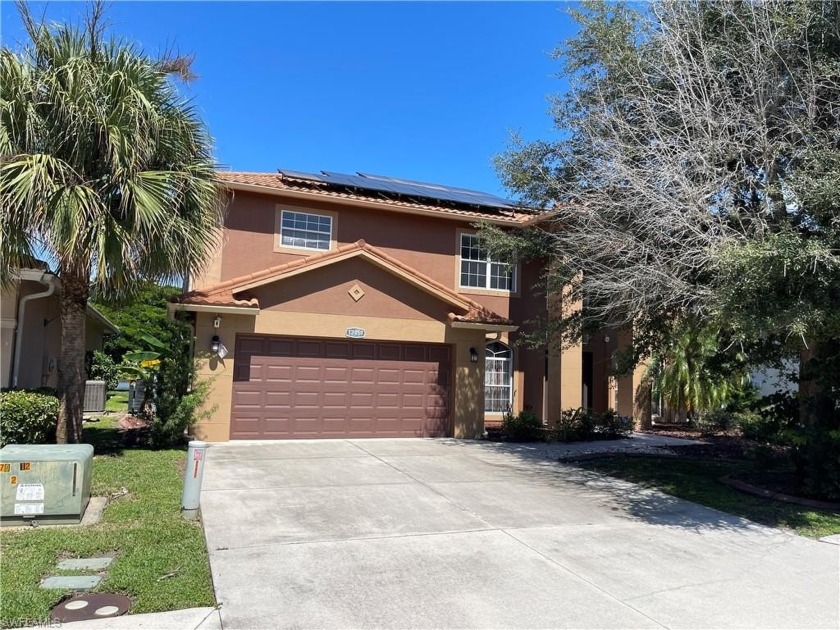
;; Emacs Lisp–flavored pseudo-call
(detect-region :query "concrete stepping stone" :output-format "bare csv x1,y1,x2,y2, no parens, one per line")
40,575,102,590
57,557,113,571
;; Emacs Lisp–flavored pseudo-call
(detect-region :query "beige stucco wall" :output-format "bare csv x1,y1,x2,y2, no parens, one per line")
191,312,255,441
1,279,111,389
17,294,54,388
0,327,14,389
85,320,108,352
190,229,225,290
451,328,487,439
560,342,583,412
614,328,651,427
256,258,452,321
2,279,61,389
191,308,487,442
19,299,108,389
1,285,17,388
1,286,17,320
541,282,584,424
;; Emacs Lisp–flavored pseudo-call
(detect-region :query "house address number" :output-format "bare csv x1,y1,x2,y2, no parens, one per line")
345,327,366,339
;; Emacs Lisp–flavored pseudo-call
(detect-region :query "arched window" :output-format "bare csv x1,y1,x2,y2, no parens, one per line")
485,342,513,413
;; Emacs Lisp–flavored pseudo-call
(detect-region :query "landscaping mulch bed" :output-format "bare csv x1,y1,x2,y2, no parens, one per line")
642,426,790,463
117,415,150,431
116,415,152,447
681,438,790,465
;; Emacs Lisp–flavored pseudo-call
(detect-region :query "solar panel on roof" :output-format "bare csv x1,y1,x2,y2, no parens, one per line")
278,167,519,209
278,169,332,183
321,171,411,198
358,172,517,208
318,171,361,186
362,173,475,194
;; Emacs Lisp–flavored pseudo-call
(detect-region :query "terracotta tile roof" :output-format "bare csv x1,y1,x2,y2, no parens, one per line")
170,292,259,309
176,240,511,326
449,311,512,326
215,171,548,225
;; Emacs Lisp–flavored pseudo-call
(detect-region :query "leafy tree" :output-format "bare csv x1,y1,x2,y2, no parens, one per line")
487,0,840,497
92,282,183,363
119,331,171,385
119,327,211,447
84,350,118,389
149,324,212,447
0,3,224,443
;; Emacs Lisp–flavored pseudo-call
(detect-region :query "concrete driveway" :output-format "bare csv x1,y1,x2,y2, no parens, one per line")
200,439,838,629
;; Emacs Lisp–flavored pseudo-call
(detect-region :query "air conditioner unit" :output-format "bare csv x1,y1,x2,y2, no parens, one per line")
128,380,146,414
0,444,94,526
84,380,107,413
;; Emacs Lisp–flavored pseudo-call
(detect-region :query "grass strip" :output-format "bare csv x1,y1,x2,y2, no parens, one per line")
104,390,129,413
0,419,214,628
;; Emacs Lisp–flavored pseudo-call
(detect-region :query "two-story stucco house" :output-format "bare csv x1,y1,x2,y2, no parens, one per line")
171,169,647,441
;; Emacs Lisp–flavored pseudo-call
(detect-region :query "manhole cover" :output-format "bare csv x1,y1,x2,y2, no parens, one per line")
51,593,132,622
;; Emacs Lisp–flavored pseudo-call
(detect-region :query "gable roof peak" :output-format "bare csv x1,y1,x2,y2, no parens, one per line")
174,240,512,327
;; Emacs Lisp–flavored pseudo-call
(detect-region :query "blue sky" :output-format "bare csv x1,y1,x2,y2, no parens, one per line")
1,1,577,198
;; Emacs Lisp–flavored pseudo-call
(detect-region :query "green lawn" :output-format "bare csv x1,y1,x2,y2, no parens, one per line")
578,455,840,540
104,389,129,413
0,418,214,628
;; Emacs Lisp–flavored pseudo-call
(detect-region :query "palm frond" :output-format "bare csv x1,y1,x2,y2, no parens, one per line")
1,5,225,297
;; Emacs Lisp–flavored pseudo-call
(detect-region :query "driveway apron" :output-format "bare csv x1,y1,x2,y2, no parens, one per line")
200,438,839,629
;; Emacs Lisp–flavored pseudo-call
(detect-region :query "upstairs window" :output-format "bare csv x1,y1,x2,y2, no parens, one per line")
279,210,332,251
459,233,515,292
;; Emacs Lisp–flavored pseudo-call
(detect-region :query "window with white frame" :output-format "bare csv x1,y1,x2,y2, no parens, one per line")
459,233,515,292
485,342,513,413
279,210,332,251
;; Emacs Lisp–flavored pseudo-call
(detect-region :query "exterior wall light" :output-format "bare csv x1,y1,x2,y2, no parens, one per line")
469,347,479,364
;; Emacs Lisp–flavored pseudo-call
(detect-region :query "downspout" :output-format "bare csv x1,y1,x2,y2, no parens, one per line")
12,272,57,388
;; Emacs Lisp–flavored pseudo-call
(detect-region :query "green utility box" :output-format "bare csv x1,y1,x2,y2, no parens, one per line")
0,444,94,526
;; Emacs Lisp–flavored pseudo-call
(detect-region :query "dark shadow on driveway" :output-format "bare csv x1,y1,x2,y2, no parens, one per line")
427,438,799,535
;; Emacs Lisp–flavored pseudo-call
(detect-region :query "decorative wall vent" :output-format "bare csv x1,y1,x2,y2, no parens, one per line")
348,284,365,302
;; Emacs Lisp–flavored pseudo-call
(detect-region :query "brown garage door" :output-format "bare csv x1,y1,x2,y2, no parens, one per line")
231,335,452,439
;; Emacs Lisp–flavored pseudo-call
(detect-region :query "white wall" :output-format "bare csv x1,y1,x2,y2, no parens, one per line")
751,360,798,397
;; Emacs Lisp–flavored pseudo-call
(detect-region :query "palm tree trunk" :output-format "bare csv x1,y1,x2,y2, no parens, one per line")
57,271,89,444
633,381,652,431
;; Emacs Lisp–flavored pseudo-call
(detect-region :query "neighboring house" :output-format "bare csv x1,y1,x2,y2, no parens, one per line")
1,266,119,390
171,169,648,441
752,360,798,398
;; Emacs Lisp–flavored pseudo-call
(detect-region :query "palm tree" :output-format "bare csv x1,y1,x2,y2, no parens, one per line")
0,3,224,443
647,323,749,422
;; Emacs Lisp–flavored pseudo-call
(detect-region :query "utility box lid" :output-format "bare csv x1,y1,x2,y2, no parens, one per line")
1,444,94,526
1,444,94,461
